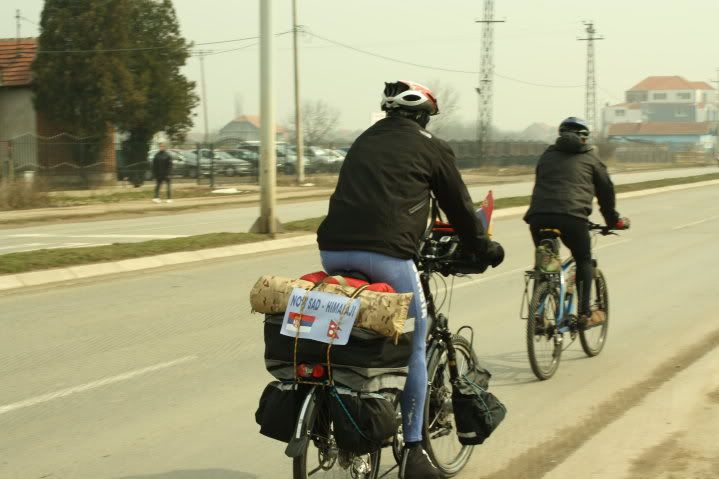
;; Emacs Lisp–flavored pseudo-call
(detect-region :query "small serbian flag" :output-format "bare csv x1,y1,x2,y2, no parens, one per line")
475,190,494,238
285,311,316,334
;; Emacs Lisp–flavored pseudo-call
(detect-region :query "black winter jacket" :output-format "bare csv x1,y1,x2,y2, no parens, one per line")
152,150,173,180
317,116,491,260
524,133,620,226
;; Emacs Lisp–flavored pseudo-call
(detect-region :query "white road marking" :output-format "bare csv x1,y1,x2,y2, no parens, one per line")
4,234,188,239
672,214,719,230
0,355,197,416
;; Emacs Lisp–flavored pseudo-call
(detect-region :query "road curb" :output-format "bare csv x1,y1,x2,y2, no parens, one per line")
0,234,316,292
1,179,717,292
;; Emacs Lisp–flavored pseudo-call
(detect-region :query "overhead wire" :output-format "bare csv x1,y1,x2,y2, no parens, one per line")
304,30,584,89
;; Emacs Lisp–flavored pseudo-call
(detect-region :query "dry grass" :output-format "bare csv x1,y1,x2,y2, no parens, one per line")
0,180,52,211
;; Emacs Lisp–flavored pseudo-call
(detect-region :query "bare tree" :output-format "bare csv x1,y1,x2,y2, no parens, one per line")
426,79,461,135
287,99,340,146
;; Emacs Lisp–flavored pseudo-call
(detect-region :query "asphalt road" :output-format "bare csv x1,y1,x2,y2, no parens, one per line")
1,181,718,478
0,166,714,254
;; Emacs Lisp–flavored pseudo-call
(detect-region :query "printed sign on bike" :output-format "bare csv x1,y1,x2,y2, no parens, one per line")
281,288,359,345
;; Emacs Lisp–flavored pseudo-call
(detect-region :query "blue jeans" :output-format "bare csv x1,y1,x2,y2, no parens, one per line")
320,250,428,443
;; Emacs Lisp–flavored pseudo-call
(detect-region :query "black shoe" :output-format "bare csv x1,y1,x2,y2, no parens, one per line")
399,446,440,479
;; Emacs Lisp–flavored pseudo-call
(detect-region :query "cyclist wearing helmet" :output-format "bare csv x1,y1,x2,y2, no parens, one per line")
317,80,504,479
524,117,630,328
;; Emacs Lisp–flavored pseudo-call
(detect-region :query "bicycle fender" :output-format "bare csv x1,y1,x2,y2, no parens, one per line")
285,386,318,458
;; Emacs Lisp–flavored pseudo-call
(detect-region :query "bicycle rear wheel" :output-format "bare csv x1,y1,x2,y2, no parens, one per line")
526,281,562,380
579,268,609,357
423,335,474,477
293,392,381,479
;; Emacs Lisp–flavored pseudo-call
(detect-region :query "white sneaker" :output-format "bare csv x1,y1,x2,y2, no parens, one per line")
152,198,161,204
166,199,173,204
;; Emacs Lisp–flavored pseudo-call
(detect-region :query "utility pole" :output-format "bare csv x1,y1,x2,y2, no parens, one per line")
475,1,504,165
712,69,719,159
15,9,21,52
196,50,212,145
251,0,279,235
578,22,603,133
291,0,305,184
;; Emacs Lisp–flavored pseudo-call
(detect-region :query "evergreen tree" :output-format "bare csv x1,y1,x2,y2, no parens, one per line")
33,0,198,183
119,0,198,164
33,0,134,138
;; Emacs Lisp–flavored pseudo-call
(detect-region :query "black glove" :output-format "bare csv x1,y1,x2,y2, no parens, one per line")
484,241,505,268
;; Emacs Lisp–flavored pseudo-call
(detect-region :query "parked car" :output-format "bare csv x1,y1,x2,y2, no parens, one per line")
287,146,342,173
231,144,300,175
212,151,253,177
168,149,201,178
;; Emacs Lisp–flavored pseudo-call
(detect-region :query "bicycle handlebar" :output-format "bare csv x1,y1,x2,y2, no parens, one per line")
588,223,618,236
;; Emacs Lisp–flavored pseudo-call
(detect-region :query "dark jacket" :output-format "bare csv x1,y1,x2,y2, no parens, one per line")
317,116,490,260
524,133,620,226
152,150,173,180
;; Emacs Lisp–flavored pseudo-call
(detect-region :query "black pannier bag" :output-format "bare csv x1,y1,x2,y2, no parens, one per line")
451,363,507,445
328,387,398,455
255,381,309,443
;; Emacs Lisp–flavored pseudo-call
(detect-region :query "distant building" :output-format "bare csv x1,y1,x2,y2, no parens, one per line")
603,76,718,151
218,115,285,143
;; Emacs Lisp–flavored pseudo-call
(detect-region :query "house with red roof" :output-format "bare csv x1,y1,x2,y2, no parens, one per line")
0,37,116,186
602,76,718,151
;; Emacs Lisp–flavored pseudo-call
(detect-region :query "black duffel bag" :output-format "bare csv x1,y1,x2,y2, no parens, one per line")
263,314,412,369
451,363,507,445
255,381,309,443
328,387,398,455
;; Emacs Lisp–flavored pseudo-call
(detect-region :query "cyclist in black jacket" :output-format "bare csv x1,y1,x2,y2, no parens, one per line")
524,117,629,328
317,81,504,479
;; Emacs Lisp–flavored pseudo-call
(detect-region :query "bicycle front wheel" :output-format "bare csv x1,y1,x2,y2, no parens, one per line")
526,281,562,380
293,392,381,479
579,268,609,357
423,335,475,477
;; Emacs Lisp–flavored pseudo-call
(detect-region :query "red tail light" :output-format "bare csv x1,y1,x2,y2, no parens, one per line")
296,363,313,378
311,364,326,378
296,363,326,379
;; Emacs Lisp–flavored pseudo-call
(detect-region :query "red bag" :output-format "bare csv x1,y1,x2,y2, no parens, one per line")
300,271,396,293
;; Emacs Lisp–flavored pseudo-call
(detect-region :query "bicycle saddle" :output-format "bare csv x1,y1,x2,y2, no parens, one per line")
328,269,371,283
538,228,561,239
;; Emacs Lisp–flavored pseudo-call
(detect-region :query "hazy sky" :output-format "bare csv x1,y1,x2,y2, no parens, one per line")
3,1,719,136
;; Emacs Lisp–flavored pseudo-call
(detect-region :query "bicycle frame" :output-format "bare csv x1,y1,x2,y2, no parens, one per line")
529,258,577,334
419,269,462,383
521,224,609,331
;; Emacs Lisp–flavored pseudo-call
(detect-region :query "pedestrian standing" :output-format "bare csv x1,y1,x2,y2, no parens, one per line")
152,143,173,203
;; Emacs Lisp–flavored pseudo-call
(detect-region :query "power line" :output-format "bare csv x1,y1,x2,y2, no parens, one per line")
14,33,294,55
304,30,478,74
305,30,583,89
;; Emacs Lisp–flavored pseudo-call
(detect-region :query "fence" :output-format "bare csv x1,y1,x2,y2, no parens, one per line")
0,133,115,188
2,134,716,191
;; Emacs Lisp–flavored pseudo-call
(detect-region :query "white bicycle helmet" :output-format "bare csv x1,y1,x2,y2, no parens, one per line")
381,80,439,115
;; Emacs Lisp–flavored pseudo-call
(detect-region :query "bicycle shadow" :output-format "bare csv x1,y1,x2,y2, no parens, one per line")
476,350,540,386
115,469,256,479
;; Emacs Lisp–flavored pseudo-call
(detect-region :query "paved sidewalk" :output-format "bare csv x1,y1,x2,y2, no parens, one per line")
0,170,536,226
0,185,336,225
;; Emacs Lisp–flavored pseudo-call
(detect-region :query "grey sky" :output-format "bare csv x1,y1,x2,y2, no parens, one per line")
4,1,719,136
